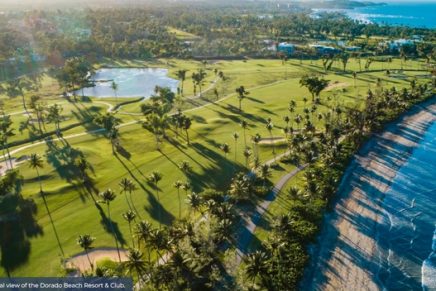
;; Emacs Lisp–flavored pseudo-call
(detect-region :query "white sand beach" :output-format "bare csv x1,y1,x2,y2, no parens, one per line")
303,98,436,290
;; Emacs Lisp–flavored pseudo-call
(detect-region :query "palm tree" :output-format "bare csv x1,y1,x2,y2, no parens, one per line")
123,210,137,248
181,181,191,200
232,132,239,163
123,249,147,281
77,234,95,270
119,178,134,210
108,126,119,154
257,164,271,187
148,229,169,262
135,221,153,263
240,120,248,147
0,114,15,169
127,180,138,214
266,121,277,161
192,69,206,96
178,161,192,174
186,192,202,215
111,81,118,105
220,143,230,159
235,85,249,111
183,117,192,145
283,115,290,129
243,147,252,168
98,189,121,262
46,104,63,138
251,133,261,161
229,173,252,201
288,186,301,199
244,251,269,288
29,153,65,257
173,180,183,219
147,171,163,228
176,70,188,95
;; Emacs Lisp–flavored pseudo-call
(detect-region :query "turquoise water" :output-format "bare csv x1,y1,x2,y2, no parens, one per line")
75,68,178,98
376,121,436,290
350,2,436,28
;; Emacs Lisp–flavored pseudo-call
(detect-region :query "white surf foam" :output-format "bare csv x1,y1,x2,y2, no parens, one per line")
422,225,436,290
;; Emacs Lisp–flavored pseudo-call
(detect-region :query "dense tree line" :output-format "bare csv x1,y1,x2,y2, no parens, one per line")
0,5,435,68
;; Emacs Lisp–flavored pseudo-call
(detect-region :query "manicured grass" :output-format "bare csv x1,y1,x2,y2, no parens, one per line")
167,27,201,40
0,57,428,277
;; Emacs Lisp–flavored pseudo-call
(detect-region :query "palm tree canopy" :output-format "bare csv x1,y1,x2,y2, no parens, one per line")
252,133,261,143
240,119,248,129
244,250,269,281
98,189,117,204
135,220,153,241
123,210,136,222
123,248,147,276
119,178,134,193
147,171,162,184
77,234,95,250
28,153,44,170
186,192,202,210
173,180,183,189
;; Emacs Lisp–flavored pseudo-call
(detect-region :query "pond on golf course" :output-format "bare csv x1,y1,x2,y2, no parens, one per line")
74,68,179,98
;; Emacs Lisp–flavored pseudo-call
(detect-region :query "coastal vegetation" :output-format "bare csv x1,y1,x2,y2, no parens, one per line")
0,1,435,290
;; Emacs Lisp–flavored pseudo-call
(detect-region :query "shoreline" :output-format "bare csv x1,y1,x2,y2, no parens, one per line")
301,97,436,290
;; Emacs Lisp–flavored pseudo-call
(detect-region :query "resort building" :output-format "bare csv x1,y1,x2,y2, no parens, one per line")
309,44,341,55
382,39,418,51
277,42,295,56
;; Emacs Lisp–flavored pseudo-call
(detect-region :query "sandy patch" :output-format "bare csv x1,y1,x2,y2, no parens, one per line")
66,247,129,274
0,155,29,176
325,82,349,91
258,137,286,145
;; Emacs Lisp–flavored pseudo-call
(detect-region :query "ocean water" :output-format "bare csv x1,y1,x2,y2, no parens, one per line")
74,68,178,98
349,2,436,28
312,2,436,28
375,121,436,290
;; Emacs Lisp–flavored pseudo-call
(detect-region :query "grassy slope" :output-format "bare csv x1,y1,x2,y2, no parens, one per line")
0,58,427,277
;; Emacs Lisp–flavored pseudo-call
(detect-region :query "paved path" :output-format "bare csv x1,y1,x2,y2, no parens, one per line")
235,162,307,265
1,76,288,160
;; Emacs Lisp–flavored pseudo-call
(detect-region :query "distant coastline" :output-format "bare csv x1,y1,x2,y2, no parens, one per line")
310,1,436,28
301,0,387,10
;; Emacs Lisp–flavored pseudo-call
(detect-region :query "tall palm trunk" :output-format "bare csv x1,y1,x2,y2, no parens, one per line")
85,249,93,270
37,168,65,257
129,191,141,220
128,222,135,248
5,141,13,169
185,129,190,145
21,93,28,115
124,192,132,210
234,141,237,163
156,185,162,229
270,131,276,161
177,188,181,219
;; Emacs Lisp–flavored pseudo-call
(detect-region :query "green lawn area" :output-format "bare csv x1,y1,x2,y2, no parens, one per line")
167,26,201,40
0,57,428,277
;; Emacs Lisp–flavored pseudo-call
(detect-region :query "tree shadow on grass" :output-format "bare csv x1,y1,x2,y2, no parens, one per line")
113,154,175,227
69,101,106,137
0,196,43,277
96,204,126,247
188,142,241,191
44,139,98,202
